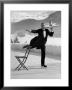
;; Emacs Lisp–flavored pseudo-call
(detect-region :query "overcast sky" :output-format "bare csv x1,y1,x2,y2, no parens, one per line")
11,11,55,23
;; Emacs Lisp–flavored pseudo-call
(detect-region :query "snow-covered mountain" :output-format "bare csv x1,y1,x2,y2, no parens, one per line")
11,11,61,37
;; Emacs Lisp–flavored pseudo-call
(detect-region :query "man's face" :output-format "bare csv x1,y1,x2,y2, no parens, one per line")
41,23,45,29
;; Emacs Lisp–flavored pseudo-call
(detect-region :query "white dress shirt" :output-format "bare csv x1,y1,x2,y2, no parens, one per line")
43,29,46,38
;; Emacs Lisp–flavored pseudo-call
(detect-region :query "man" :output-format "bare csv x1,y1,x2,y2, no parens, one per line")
23,23,54,67
29,23,54,67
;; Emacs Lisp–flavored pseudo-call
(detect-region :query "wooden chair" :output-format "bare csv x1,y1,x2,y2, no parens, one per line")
15,46,31,71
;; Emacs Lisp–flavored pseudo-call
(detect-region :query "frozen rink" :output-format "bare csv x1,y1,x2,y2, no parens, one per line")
11,51,61,79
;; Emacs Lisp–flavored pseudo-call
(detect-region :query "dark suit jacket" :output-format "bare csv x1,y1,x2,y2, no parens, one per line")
30,28,54,49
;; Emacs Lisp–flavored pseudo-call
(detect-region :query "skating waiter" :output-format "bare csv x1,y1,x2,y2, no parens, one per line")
29,23,54,67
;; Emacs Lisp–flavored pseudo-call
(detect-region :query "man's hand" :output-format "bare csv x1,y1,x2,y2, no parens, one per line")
26,29,31,33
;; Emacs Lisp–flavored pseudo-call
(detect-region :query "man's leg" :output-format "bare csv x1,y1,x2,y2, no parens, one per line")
41,45,45,66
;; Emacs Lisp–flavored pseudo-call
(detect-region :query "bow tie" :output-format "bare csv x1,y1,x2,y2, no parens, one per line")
43,29,45,31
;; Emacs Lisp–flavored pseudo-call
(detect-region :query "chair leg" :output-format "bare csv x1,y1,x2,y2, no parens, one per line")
15,57,27,70
23,65,28,70
18,64,28,71
17,57,28,70
15,57,23,70
17,61,25,70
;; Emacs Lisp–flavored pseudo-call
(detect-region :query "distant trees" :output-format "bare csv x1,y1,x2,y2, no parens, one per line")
11,39,13,43
11,36,19,43
14,36,19,43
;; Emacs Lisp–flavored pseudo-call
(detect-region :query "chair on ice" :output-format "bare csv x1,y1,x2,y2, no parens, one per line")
15,45,31,71
15,36,41,71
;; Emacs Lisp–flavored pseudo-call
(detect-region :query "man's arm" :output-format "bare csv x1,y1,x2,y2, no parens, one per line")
31,29,39,33
26,29,31,33
26,29,38,33
26,29,39,33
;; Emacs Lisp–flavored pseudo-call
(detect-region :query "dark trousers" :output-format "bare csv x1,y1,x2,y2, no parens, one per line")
41,45,45,66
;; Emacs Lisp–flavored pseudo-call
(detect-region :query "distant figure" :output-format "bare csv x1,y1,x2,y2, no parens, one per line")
23,23,54,67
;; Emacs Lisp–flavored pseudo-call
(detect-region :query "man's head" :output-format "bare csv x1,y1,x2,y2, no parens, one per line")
41,23,45,29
